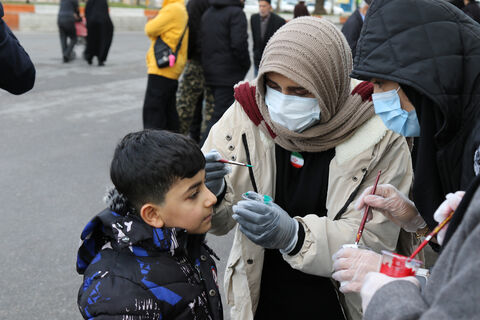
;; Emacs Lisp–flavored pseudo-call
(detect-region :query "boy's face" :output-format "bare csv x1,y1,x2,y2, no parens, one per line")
146,169,217,234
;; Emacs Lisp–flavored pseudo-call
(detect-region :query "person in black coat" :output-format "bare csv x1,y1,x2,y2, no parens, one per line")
350,0,480,231
0,1,35,95
76,130,223,320
251,0,285,75
463,0,480,23
201,0,250,140
57,0,80,62
84,0,114,66
293,0,310,18
341,0,370,59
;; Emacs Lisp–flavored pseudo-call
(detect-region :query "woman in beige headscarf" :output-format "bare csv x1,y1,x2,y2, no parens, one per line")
202,17,416,320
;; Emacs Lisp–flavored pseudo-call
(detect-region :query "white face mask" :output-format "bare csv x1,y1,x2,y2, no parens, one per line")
265,85,321,133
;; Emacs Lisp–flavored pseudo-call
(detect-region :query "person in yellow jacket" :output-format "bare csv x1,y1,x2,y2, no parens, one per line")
142,0,188,130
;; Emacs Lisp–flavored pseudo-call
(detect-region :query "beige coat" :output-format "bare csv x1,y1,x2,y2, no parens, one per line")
202,101,416,320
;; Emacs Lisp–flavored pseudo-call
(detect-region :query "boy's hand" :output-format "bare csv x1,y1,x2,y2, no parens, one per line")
204,149,231,196
232,194,299,254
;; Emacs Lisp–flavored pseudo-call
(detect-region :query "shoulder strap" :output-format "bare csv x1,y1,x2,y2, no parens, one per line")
174,21,189,56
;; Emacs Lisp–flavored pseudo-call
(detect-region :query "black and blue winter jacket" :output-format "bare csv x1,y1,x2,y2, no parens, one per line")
76,193,223,320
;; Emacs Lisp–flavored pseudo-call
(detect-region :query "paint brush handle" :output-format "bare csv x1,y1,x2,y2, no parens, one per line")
354,170,382,245
409,211,455,259
217,159,253,167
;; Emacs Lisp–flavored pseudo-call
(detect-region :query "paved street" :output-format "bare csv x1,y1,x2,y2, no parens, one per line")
0,31,236,319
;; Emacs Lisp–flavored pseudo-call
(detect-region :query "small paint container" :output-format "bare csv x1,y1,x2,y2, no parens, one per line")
242,192,273,205
380,250,423,277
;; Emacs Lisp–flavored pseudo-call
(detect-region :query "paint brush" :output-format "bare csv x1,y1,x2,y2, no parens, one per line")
409,211,454,259
354,170,382,245
217,159,253,168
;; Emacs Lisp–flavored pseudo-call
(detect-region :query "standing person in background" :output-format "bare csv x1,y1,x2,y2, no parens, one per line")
84,0,114,66
201,0,250,140
341,0,370,59
142,0,188,130
57,0,80,63
293,0,310,18
0,1,35,94
251,0,285,76
463,0,480,23
175,0,215,143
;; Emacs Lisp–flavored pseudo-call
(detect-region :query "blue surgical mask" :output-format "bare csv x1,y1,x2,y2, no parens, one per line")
265,86,320,133
372,87,420,137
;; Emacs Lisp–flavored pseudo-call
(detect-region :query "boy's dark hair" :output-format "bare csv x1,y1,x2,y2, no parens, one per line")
110,130,205,212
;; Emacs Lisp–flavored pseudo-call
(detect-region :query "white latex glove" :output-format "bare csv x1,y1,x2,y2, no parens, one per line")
361,272,419,312
355,184,426,232
433,191,465,245
332,248,381,293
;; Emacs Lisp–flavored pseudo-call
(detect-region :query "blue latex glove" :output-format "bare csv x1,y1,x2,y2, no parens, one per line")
204,149,231,196
233,193,299,254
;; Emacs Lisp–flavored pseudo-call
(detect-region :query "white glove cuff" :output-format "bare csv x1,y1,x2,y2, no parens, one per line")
280,219,299,255
215,179,226,197
403,213,426,233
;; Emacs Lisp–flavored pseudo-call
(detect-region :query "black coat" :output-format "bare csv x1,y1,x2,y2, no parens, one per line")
201,0,250,86
77,208,223,320
341,9,363,59
250,12,285,69
351,0,480,229
0,2,35,95
85,0,114,62
187,0,210,61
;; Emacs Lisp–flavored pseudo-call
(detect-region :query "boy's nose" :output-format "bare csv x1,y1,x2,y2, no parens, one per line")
206,188,217,206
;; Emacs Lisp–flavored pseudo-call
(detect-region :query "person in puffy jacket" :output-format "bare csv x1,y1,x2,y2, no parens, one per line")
200,0,250,140
77,130,223,320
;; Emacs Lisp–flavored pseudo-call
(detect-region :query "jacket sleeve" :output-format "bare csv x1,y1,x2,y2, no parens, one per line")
0,4,36,95
283,131,413,277
229,9,250,72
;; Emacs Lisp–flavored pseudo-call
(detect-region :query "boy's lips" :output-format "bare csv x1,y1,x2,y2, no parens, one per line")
203,214,212,222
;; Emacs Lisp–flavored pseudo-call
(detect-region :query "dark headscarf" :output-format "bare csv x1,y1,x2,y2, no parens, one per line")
351,0,480,228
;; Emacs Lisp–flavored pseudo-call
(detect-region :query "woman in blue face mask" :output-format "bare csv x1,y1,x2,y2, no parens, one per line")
201,17,417,320
329,0,480,318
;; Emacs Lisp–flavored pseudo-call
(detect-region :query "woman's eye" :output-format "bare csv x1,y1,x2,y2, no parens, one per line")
294,89,310,96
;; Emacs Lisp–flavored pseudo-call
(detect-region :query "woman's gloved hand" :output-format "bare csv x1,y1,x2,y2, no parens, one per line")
204,149,231,196
355,184,426,232
433,191,465,245
361,272,419,312
332,247,382,293
232,193,299,254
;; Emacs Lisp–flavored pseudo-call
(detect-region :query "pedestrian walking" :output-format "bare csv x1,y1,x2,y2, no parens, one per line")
0,1,35,94
251,0,285,75
175,0,214,143
84,0,114,66
57,0,80,63
142,0,188,130
341,0,370,58
202,17,417,320
201,0,250,140
293,0,310,18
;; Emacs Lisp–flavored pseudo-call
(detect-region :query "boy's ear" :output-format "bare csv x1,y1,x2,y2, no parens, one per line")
140,203,165,228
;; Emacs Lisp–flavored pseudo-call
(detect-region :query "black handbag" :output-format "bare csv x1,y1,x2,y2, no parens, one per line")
154,22,188,68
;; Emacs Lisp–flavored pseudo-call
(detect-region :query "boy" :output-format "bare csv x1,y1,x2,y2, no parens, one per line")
76,130,223,319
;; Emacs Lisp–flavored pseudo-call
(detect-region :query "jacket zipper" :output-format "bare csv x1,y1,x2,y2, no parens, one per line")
242,133,258,193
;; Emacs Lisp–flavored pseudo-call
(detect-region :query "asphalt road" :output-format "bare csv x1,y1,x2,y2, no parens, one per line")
0,31,238,319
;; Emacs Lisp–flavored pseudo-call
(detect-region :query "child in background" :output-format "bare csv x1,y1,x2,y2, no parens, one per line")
76,130,223,319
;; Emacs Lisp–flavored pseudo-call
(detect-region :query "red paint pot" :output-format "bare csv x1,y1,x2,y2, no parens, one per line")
380,250,423,277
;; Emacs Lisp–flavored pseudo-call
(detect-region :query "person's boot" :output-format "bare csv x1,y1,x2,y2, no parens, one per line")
98,60,105,66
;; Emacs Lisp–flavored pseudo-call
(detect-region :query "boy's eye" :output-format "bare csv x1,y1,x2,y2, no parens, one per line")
188,190,199,200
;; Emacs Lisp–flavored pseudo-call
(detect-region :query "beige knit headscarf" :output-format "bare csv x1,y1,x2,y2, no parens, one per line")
256,17,374,152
